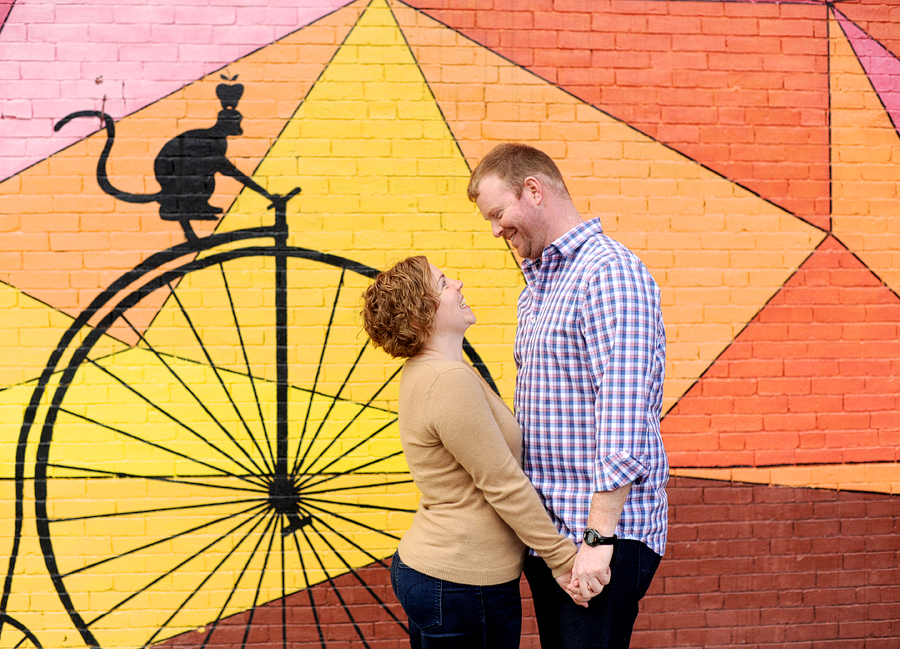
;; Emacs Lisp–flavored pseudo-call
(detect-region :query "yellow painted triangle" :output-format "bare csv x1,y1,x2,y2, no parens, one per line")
173,0,520,402
830,8,900,295
392,0,826,413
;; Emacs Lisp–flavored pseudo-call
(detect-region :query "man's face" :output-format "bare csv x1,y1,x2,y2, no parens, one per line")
474,174,546,260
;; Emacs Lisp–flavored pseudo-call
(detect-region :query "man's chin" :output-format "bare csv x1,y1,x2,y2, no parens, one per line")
510,241,529,258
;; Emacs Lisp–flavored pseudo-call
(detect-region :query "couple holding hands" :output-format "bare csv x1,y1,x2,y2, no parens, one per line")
362,144,669,649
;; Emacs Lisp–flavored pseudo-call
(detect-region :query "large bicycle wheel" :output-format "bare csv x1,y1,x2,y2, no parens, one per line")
22,231,494,649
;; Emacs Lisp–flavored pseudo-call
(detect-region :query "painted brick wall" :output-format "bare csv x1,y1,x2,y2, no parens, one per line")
0,1,898,648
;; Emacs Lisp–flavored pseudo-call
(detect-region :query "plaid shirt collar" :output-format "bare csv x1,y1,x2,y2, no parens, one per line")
520,218,605,277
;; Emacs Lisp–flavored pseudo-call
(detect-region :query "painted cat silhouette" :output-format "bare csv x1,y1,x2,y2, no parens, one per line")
55,77,274,244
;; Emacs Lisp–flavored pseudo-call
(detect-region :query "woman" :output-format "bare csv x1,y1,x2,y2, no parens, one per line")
362,256,580,649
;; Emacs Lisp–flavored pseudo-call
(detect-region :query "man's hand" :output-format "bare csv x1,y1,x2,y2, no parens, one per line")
571,543,613,600
554,569,590,608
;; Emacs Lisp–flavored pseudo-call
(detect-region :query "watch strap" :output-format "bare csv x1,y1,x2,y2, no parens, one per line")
582,528,617,546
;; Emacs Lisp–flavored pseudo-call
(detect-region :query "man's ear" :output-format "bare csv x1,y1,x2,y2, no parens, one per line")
523,176,543,205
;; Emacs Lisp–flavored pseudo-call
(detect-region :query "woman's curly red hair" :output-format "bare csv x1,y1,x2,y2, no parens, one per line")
362,256,440,359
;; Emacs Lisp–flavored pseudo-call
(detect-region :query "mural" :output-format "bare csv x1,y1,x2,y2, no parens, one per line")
0,0,897,647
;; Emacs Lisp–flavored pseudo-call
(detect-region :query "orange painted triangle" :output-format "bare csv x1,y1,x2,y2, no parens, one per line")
662,235,900,469
402,0,831,229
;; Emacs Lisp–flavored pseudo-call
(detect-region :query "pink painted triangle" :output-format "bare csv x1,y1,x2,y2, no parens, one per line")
0,0,355,182
834,7,900,134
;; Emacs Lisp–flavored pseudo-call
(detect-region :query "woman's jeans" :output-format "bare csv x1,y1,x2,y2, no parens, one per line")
390,552,522,649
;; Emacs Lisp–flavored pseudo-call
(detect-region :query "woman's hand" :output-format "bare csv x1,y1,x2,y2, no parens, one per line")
554,570,590,608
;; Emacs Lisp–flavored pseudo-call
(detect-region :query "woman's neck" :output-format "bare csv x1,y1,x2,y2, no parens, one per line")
411,334,465,363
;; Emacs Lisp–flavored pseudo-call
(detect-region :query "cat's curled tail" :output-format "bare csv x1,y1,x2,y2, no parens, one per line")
55,111,160,204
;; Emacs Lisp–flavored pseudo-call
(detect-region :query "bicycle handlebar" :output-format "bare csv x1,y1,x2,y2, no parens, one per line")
267,187,302,211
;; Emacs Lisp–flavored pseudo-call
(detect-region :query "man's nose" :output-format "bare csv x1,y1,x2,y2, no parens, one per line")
491,222,502,238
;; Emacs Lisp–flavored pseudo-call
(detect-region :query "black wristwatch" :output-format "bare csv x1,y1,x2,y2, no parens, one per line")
583,528,617,547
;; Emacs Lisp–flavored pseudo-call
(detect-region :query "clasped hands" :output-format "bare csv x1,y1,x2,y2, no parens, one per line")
554,544,613,608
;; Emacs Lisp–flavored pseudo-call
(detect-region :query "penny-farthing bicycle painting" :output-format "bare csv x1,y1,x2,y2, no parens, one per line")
3,2,521,647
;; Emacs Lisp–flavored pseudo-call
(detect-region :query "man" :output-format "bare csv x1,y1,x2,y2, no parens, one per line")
468,143,668,649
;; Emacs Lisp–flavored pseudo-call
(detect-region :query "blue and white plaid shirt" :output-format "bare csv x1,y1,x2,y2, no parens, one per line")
515,218,669,556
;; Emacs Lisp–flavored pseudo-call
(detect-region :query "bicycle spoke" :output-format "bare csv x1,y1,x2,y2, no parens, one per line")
306,516,407,631
240,514,278,649
200,514,278,649
296,269,345,473
293,365,402,480
303,511,392,574
300,495,415,515
219,263,276,473
122,314,272,477
47,463,264,495
50,496,266,524
295,418,398,491
298,500,402,542
292,341,368,475
296,450,404,493
60,501,267,578
166,282,270,477
280,532,287,649
84,507,272,627
300,477,414,496
144,510,272,646
299,526,371,649
290,533,326,649
57,407,268,490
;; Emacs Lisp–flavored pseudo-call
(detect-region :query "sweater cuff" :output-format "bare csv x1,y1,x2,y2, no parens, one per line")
549,552,577,579
544,539,578,579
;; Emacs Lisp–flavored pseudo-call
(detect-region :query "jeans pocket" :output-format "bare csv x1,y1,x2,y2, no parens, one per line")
636,544,661,600
392,555,442,632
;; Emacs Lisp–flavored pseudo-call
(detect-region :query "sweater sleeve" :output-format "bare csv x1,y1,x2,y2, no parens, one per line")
426,367,576,577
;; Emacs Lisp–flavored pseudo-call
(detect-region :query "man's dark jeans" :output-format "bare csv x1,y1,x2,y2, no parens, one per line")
390,552,522,649
524,539,661,649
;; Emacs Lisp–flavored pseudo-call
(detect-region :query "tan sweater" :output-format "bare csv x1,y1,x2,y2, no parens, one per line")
396,358,577,585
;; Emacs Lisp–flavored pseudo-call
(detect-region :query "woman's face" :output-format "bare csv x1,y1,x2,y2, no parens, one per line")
428,263,476,338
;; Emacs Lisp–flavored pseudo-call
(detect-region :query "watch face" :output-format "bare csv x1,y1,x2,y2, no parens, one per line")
583,529,614,546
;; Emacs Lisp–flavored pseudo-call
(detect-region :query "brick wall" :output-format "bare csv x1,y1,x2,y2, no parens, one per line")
630,478,900,649
0,0,898,647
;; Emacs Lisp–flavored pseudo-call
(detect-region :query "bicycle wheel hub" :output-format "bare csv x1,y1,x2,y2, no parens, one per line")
268,474,300,516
